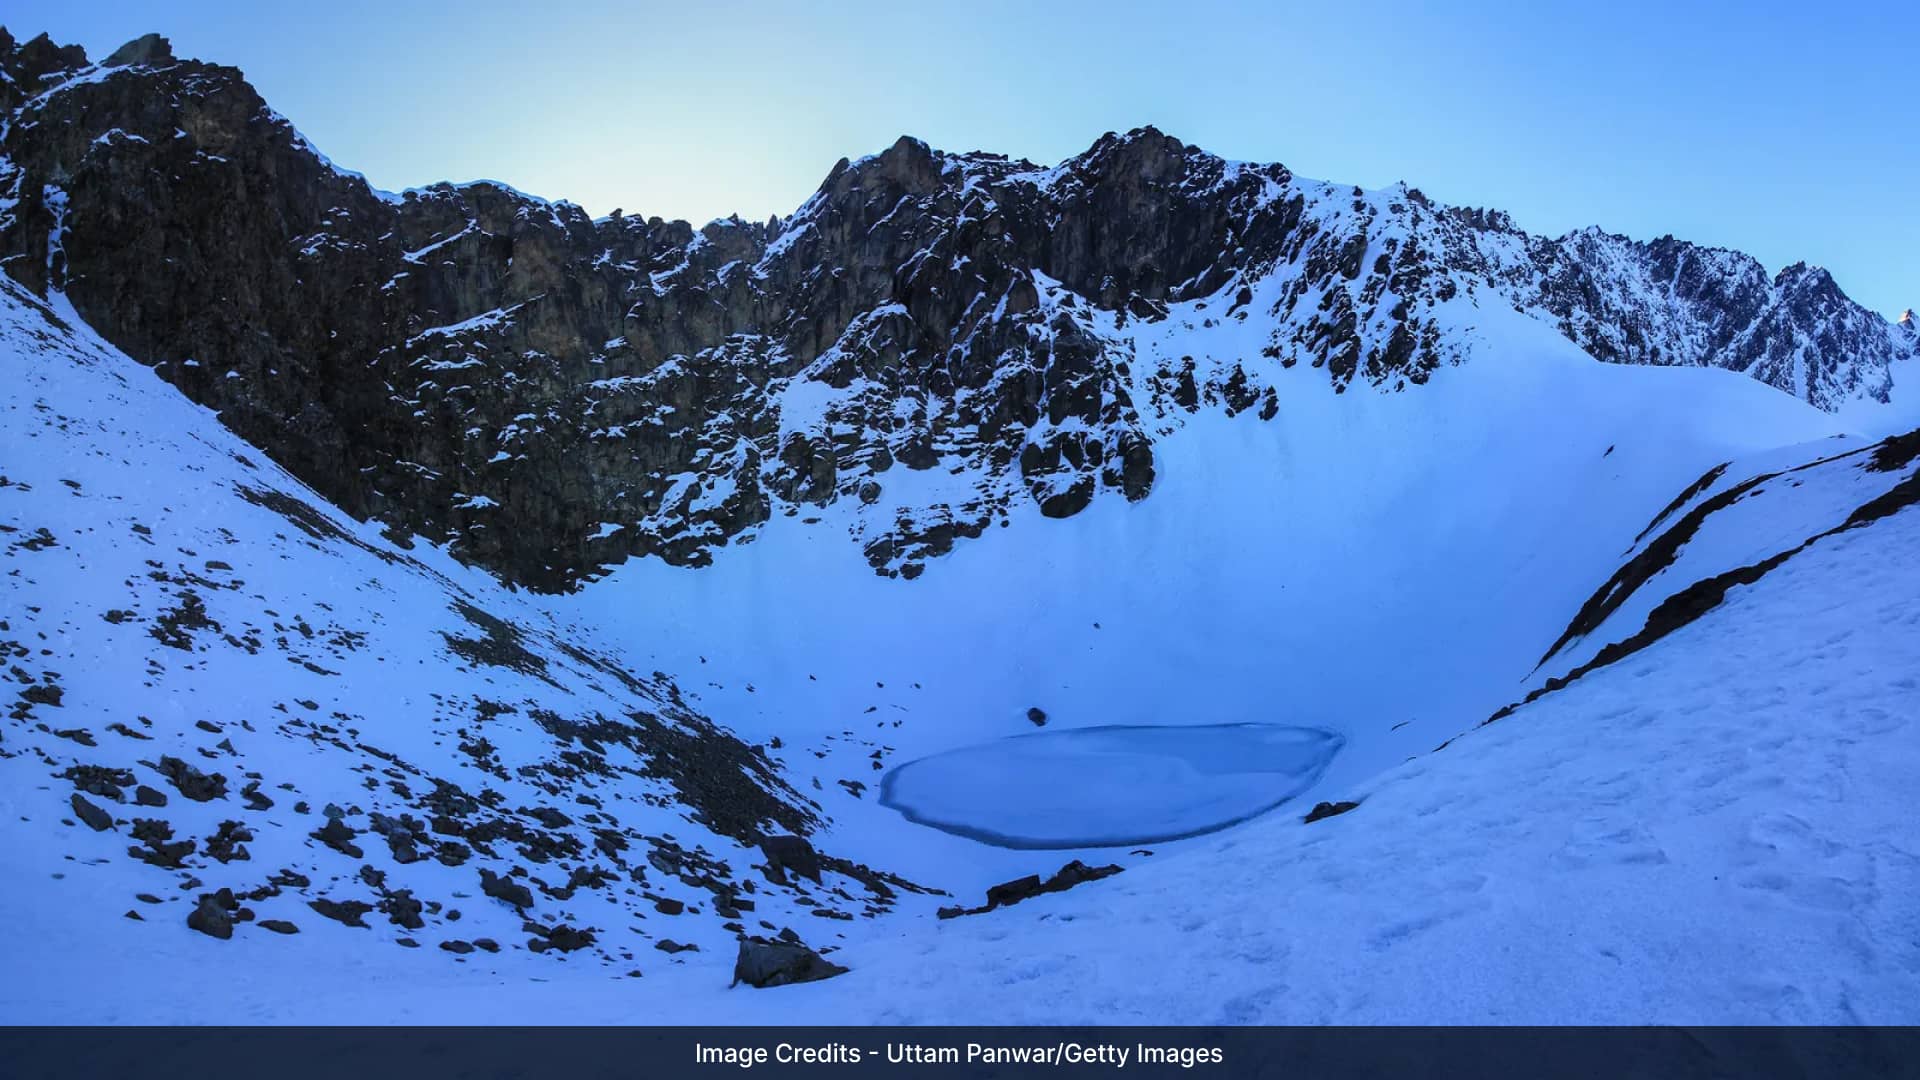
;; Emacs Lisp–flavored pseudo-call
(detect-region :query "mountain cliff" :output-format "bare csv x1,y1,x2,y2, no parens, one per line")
3,29,1913,591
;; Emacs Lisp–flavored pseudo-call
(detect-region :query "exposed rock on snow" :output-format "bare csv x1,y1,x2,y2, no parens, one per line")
941,859,1125,918
1302,800,1359,823
757,834,822,884
731,937,849,989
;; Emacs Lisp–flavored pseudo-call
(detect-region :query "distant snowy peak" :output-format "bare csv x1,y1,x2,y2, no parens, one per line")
1,30,1914,589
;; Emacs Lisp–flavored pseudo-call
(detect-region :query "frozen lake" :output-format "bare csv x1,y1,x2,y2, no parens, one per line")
879,723,1343,849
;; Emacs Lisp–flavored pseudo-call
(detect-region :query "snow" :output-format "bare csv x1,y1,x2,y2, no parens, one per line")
0,277,895,1021
880,725,1342,849
3,206,1919,1024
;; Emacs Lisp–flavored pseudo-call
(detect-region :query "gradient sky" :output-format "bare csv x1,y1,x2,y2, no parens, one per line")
8,0,1916,316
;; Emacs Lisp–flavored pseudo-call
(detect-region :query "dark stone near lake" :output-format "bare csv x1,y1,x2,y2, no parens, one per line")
985,874,1043,910
956,859,1126,917
1044,859,1122,891
1303,800,1360,823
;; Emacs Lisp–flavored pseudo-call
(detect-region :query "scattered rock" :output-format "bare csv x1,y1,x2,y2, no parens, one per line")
380,890,426,930
1027,706,1048,726
985,874,1043,910
942,859,1126,918
186,893,234,940
310,818,364,858
307,898,373,928
127,819,195,868
1303,800,1360,824
156,755,227,802
69,793,113,832
134,785,168,807
479,868,534,909
759,834,821,884
257,919,300,934
731,938,849,988
525,922,595,953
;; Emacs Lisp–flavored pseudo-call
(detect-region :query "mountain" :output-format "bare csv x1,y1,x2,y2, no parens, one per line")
5,29,1920,1024
0,273,922,983
2,30,1914,592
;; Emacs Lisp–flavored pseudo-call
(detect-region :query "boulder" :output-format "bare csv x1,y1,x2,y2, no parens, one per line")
186,893,234,939
758,834,821,884
479,868,534,909
731,938,848,989
1303,800,1360,824
70,792,113,832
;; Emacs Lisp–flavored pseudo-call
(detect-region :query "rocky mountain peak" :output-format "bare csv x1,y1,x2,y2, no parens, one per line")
1,27,1913,591
103,33,174,69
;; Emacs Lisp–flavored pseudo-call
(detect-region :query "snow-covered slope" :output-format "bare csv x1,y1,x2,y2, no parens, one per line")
0,277,922,1010
8,258,1917,1021
6,26,1920,1028
545,287,1849,886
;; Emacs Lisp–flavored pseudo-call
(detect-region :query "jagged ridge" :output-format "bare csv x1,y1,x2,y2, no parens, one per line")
2,29,1912,590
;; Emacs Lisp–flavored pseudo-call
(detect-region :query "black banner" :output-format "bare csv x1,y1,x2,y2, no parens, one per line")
2,1027,1916,1079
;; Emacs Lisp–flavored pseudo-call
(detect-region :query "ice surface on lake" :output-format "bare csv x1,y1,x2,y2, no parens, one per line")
880,724,1343,848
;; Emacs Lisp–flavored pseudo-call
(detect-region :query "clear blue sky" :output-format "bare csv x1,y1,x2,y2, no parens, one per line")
8,0,1916,316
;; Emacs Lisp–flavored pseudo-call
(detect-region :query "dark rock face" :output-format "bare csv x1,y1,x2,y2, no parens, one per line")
307,898,372,928
758,834,822,884
479,868,533,909
155,756,225,802
945,859,1125,918
3,31,1911,591
731,938,848,988
70,792,113,831
186,891,235,939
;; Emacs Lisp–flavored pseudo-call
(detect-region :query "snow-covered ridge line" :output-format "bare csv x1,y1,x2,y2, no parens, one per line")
1493,427,1920,724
